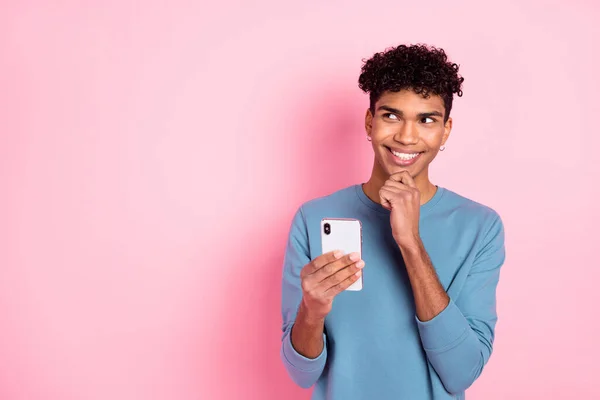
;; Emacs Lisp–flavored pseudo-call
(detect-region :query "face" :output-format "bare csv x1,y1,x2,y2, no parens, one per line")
365,89,452,183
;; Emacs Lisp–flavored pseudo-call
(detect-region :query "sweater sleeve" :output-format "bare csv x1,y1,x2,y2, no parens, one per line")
415,213,506,395
280,206,327,388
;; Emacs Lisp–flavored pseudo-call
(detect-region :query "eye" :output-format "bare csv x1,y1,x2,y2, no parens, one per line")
383,113,398,120
421,117,435,124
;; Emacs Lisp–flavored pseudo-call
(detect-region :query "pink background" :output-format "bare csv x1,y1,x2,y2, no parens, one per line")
1,1,599,399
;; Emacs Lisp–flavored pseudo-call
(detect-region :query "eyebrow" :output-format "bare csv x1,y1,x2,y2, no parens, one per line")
377,105,444,119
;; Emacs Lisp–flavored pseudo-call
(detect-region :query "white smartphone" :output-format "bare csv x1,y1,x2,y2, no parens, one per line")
320,218,363,291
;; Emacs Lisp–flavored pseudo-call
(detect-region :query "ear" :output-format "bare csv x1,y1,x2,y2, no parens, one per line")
441,117,452,146
365,108,373,136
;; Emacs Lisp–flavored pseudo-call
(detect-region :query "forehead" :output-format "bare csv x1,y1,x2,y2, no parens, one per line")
376,90,445,112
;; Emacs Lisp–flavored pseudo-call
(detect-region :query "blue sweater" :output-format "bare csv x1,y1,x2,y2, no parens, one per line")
280,184,506,399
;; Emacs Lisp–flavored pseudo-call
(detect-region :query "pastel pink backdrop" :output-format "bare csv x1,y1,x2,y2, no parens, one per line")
1,1,599,399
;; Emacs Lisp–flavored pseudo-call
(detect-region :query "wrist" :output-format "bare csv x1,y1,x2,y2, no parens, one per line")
395,234,423,253
299,299,326,326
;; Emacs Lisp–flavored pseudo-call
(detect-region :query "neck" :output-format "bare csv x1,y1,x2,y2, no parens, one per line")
362,164,437,206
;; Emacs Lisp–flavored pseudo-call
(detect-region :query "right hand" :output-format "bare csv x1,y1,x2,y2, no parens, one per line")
300,250,365,320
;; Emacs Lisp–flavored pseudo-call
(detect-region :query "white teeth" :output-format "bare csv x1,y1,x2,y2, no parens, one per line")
391,150,420,160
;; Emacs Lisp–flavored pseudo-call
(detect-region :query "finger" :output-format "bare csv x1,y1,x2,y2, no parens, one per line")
313,252,360,282
388,171,409,182
379,187,395,210
303,250,343,276
324,268,363,296
389,171,417,188
320,259,365,291
382,181,410,192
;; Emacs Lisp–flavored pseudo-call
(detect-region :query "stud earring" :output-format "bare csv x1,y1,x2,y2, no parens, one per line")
367,136,372,141
440,145,446,151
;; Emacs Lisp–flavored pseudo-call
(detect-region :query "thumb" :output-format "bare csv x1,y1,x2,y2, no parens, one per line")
379,190,393,211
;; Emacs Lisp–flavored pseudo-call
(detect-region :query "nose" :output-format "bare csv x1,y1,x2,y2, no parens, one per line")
394,121,419,145
393,121,419,145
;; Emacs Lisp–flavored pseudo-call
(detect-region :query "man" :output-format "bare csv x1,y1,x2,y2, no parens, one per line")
280,43,506,399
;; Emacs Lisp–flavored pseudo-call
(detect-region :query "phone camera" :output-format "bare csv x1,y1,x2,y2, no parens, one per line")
324,223,331,235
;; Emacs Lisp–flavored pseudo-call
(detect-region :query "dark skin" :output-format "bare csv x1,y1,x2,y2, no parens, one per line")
292,89,453,358
362,89,452,206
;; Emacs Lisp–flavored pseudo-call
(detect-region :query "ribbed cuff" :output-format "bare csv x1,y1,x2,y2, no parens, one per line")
281,328,327,371
415,299,470,352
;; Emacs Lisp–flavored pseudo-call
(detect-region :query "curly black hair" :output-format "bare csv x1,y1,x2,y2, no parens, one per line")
358,44,464,123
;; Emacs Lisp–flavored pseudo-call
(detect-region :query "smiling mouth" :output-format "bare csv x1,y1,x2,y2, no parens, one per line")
386,146,423,160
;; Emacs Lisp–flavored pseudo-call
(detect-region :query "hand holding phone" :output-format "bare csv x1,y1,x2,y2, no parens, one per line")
299,250,365,320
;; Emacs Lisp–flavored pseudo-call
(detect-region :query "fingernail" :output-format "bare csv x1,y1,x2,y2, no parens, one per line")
334,251,343,259
355,270,362,277
349,252,360,261
356,260,365,268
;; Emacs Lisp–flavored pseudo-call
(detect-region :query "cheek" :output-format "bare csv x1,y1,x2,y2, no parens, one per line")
421,129,445,145
371,125,395,140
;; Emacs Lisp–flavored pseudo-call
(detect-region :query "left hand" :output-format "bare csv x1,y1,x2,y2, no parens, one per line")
379,171,421,246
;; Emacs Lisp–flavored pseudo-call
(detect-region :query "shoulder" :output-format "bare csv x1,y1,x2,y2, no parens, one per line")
436,188,506,264
297,184,358,217
286,185,358,251
439,187,504,230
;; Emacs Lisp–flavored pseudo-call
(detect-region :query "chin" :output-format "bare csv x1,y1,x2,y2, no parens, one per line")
388,163,425,178
392,166,417,176
379,163,409,177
